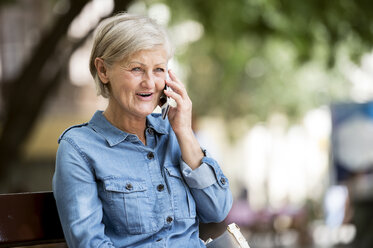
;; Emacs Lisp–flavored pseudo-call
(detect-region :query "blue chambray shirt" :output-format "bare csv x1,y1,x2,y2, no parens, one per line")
53,111,232,248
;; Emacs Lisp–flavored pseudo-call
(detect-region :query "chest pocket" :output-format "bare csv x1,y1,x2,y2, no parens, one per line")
103,177,160,235
165,166,196,219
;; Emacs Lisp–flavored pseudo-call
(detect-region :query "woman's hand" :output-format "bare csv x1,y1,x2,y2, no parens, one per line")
164,70,204,169
163,70,192,135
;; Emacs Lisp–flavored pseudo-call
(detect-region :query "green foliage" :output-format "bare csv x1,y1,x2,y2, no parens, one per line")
156,0,373,123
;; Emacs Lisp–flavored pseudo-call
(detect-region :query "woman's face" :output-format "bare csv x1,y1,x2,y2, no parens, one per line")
104,48,168,119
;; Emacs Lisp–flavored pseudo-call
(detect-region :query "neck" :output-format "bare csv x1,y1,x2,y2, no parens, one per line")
103,107,147,145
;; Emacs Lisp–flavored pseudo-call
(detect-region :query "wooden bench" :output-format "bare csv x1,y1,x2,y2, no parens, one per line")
0,191,65,247
0,191,224,247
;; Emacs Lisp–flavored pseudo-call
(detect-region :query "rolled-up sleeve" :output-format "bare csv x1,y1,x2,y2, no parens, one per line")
180,149,233,223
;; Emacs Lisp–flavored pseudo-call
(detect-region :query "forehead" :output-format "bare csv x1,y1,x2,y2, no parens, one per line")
126,47,168,65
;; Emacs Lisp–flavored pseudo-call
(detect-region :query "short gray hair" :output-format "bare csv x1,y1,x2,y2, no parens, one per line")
89,12,173,98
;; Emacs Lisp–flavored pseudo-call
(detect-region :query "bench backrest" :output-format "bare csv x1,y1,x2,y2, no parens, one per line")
0,191,65,247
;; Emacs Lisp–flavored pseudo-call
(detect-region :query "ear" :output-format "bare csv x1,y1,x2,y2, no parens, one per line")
94,58,110,84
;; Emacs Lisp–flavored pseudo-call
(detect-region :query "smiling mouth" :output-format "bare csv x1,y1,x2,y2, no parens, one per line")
136,93,153,98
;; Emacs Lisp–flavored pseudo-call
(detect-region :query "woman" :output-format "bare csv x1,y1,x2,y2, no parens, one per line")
53,13,232,248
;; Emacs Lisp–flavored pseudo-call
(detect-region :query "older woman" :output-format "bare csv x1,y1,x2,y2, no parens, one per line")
53,13,232,248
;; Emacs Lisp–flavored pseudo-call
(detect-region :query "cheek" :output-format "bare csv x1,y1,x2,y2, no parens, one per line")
155,75,165,89
116,74,138,90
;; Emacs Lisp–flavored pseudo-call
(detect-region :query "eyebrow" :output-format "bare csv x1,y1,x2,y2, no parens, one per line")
128,61,167,67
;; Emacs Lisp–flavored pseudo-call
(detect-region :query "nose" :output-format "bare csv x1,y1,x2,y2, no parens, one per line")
141,70,156,88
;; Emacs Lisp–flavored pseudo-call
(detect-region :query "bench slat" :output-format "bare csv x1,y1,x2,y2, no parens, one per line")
0,191,65,247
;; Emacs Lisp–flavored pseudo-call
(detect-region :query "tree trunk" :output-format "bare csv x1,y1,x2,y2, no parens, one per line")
0,0,132,190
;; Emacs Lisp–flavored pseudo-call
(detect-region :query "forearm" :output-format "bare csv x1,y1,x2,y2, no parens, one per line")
175,128,204,170
165,70,205,169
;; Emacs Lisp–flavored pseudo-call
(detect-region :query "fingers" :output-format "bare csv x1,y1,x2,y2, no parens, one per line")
164,70,192,111
166,70,187,98
168,69,180,83
164,89,183,106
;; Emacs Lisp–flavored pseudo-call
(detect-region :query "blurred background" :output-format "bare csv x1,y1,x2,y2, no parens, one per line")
1,0,373,247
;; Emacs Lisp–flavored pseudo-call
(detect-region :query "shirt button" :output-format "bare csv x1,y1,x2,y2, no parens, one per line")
166,216,173,223
157,184,165,192
125,183,133,190
147,128,154,135
220,178,226,185
147,152,154,160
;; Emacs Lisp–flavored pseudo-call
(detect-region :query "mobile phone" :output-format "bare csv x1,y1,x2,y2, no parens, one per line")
160,72,171,119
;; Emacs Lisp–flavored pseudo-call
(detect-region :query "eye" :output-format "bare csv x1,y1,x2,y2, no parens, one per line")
131,67,142,72
155,68,165,73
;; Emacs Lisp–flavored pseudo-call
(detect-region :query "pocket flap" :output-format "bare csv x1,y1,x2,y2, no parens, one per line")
104,177,147,193
165,166,183,179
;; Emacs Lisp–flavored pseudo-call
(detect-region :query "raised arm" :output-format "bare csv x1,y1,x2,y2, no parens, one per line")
163,69,204,169
165,70,233,222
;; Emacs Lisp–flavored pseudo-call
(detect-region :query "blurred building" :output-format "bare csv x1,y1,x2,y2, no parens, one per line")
330,101,373,247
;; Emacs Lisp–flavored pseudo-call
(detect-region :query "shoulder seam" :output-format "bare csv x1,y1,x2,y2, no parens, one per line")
58,123,88,143
60,137,90,166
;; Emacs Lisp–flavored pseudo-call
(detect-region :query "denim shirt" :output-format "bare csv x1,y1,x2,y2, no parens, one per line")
53,111,232,248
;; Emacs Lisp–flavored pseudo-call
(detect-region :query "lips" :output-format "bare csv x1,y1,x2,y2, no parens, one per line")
137,93,152,97
136,92,154,100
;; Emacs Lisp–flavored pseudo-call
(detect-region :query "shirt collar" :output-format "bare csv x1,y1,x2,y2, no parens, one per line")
89,111,168,147
146,113,168,135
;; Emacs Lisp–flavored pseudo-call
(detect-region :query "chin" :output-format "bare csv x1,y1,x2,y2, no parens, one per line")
136,108,156,117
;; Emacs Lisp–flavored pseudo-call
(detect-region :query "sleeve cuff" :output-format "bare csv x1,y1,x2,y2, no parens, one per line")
180,160,216,189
